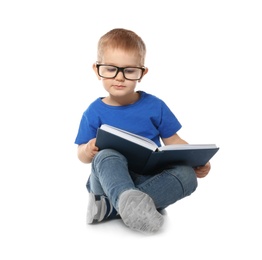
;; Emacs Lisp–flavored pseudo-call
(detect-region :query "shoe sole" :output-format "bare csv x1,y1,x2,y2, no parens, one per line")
119,190,164,233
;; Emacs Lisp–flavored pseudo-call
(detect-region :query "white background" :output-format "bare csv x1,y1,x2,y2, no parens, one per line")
0,0,261,259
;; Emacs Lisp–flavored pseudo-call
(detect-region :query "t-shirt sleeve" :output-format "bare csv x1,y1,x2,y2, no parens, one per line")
158,101,182,138
74,113,97,145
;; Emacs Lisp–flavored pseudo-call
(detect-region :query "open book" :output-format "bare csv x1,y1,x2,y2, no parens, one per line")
95,124,219,174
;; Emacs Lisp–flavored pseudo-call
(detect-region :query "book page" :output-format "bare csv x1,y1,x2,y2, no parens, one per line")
158,144,217,151
100,124,158,151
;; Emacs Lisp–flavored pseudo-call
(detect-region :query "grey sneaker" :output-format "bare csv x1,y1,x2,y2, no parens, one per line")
86,193,118,224
118,189,164,233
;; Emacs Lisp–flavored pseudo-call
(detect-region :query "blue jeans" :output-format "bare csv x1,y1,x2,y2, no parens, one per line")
87,149,198,211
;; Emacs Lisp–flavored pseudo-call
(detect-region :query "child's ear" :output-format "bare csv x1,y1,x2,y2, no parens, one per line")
138,67,148,82
92,63,101,80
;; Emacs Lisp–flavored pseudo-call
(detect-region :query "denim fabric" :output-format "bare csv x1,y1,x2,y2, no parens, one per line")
87,149,198,211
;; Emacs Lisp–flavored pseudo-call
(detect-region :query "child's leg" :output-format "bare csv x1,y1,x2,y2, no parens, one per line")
89,149,136,209
134,165,198,210
86,148,134,223
87,149,164,233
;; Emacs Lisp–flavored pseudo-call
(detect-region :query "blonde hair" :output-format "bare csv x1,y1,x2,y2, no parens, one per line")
97,28,146,66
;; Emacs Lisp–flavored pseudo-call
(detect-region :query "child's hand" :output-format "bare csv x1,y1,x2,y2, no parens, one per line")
85,138,99,160
194,162,211,178
77,138,99,163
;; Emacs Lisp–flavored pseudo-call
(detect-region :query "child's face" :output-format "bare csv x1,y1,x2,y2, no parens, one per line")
93,48,147,99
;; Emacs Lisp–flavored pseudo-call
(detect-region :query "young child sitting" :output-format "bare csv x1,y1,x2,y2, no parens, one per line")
75,28,211,234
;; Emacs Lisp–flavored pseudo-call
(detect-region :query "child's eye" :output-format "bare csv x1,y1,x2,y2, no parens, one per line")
106,67,117,72
124,68,136,74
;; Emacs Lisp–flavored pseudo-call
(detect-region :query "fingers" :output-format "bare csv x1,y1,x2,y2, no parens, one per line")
194,162,211,178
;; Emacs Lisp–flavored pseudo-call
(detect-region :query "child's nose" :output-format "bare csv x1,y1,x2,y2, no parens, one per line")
115,70,125,81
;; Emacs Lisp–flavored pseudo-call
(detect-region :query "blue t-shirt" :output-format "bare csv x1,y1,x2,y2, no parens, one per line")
74,91,182,147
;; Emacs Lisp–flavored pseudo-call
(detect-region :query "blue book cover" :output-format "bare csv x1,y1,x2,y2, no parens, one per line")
95,124,219,175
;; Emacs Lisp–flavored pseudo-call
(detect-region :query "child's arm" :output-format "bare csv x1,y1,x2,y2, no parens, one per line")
161,133,188,145
77,138,99,164
161,133,211,178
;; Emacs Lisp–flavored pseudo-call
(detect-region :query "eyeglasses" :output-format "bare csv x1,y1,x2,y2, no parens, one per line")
96,64,146,81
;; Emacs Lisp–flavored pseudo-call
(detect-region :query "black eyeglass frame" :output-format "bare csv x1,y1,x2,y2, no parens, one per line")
96,63,146,81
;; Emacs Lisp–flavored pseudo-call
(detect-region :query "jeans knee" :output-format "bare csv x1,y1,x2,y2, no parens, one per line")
182,166,198,194
92,149,128,171
93,149,125,163
171,165,198,196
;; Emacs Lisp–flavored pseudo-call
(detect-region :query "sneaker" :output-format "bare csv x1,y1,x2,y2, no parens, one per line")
118,189,164,233
86,193,118,224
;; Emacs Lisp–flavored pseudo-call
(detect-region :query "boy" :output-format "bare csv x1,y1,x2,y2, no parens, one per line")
75,28,211,234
